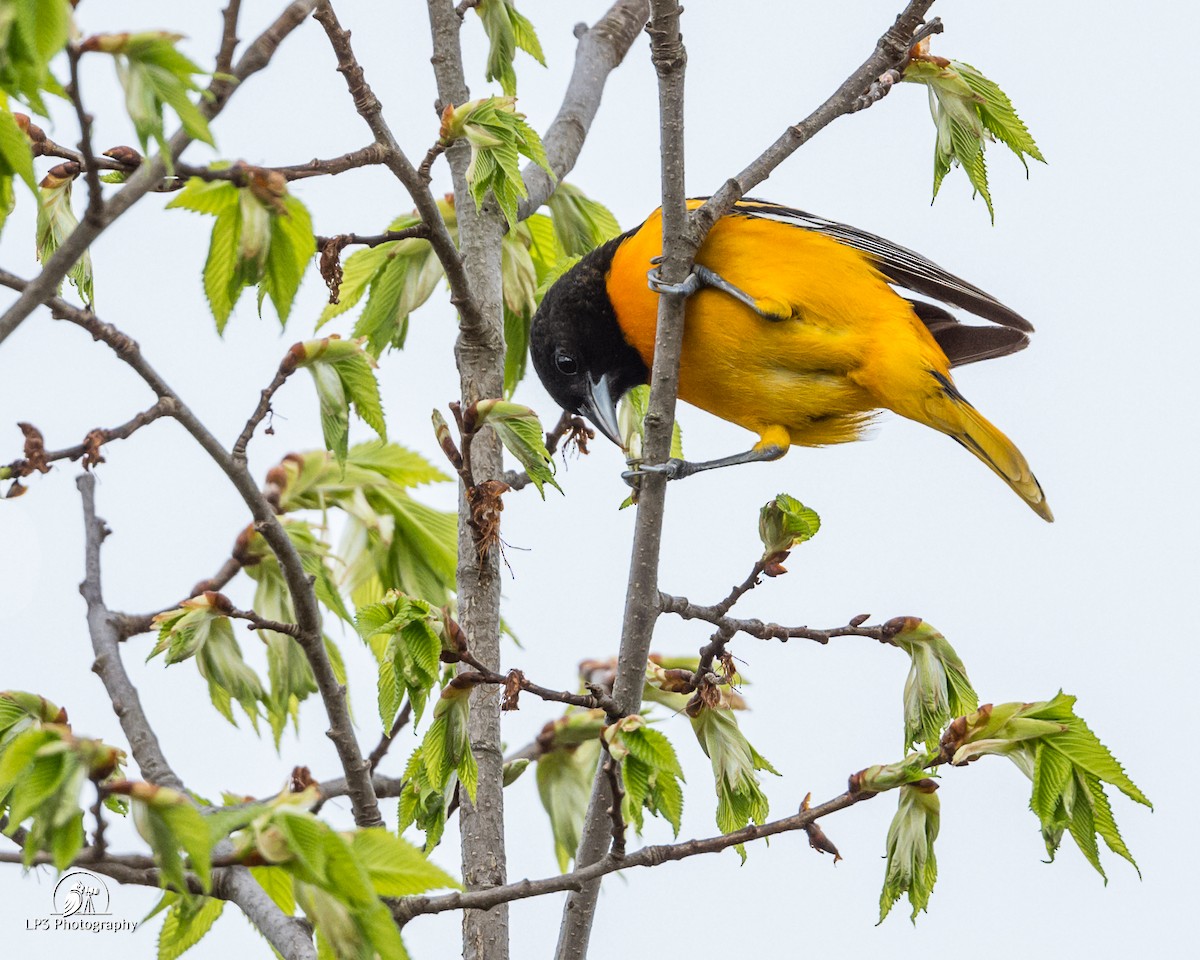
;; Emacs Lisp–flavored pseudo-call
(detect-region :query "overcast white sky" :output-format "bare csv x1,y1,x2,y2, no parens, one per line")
2,1,1197,957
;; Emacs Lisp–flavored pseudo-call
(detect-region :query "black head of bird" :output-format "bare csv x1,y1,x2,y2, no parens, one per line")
530,236,646,447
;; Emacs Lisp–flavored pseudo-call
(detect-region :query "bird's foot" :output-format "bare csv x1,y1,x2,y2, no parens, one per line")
647,260,776,317
622,458,695,485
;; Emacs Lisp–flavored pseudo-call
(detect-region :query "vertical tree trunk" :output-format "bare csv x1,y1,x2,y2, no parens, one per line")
426,3,510,957
555,3,692,958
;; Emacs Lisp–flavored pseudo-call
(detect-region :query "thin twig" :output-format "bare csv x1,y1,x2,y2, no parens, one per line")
600,739,626,858
314,224,429,249
396,788,871,923
111,555,245,639
33,137,389,187
215,0,244,78
4,397,175,478
658,593,890,645
690,1,938,239
711,561,766,618
313,0,482,331
229,608,302,638
232,356,296,464
65,44,103,225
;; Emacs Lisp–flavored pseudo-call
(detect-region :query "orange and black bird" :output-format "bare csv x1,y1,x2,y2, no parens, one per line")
529,198,1052,521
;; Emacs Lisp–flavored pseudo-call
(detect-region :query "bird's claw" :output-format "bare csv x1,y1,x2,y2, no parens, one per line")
621,458,693,485
646,265,702,298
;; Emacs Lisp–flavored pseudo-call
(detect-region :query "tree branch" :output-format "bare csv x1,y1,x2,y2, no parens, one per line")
0,0,319,347
4,397,175,478
555,5,690,956
78,473,185,791
32,137,389,188
690,1,939,238
20,282,383,829
312,0,483,333
396,788,870,924
422,3,512,956
658,593,889,645
517,0,651,219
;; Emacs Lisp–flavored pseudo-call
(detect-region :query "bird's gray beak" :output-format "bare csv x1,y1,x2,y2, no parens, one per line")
581,374,623,447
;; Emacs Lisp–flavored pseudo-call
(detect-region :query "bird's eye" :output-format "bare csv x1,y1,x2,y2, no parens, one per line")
555,352,578,376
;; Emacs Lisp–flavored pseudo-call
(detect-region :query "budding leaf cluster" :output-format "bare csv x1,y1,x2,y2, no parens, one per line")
441,96,553,228
474,0,545,97
533,709,606,871
887,617,978,753
903,53,1044,221
84,31,214,166
260,442,458,629
757,493,820,570
167,175,316,332
35,162,93,301
691,705,779,859
0,693,125,869
355,591,448,728
399,679,481,849
878,780,941,923
320,183,617,397
150,593,267,732
233,789,458,959
605,715,685,837
472,398,560,496
291,335,387,465
942,692,1151,880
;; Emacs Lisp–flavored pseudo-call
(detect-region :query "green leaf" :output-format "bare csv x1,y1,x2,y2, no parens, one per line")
618,384,684,465
168,177,314,332
249,865,296,916
536,738,600,872
475,1,545,96
262,195,316,326
0,0,70,114
606,718,685,839
158,896,224,960
35,169,93,302
133,787,214,898
471,399,560,496
350,828,460,897
878,782,940,924
297,337,387,463
545,182,621,257
95,32,212,164
0,101,37,235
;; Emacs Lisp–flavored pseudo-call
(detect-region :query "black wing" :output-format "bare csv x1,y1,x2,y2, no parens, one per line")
729,198,1035,334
